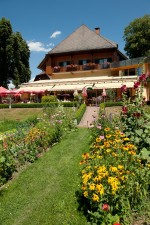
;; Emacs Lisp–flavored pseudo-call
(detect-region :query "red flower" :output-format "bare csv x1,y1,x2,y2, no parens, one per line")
113,223,121,225
134,81,140,89
102,203,110,211
121,85,127,93
133,112,141,118
139,74,146,82
122,106,128,114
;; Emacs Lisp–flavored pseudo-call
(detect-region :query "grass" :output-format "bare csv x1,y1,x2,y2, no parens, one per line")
0,128,90,225
0,108,43,121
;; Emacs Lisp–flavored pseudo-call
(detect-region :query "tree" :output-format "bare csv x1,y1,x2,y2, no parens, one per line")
0,17,13,88
123,15,150,58
0,17,31,88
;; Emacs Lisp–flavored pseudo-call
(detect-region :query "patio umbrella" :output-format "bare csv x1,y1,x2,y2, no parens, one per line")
0,86,8,96
0,89,21,108
73,88,78,97
102,88,107,97
82,87,88,97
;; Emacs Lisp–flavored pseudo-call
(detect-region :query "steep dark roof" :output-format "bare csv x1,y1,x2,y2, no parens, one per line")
48,24,117,54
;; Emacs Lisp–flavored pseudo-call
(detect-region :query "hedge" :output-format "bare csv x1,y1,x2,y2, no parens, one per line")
0,101,78,109
75,103,86,124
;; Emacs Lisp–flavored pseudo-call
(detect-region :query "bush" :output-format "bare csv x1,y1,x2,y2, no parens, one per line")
100,102,123,108
75,104,86,124
41,95,58,103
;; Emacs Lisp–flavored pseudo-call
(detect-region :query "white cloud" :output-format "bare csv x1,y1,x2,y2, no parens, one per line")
50,31,61,38
27,41,52,52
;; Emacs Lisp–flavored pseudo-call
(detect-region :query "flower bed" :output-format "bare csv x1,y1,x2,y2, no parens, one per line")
79,127,150,225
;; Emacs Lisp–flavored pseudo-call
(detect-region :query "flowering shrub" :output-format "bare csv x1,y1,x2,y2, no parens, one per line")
80,127,150,224
0,104,76,186
120,73,150,160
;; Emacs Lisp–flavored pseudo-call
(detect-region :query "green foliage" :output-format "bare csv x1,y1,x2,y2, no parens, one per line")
41,95,58,103
75,103,86,124
0,17,31,88
106,89,117,102
123,15,150,58
100,102,123,108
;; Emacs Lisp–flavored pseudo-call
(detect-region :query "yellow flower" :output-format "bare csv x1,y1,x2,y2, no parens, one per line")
106,149,111,153
112,152,117,157
89,183,95,190
115,138,121,143
128,150,136,155
110,166,118,173
106,134,111,139
104,127,110,132
83,191,88,197
120,133,125,137
122,146,129,151
104,141,110,147
124,137,130,141
96,184,104,195
118,165,124,170
92,194,99,202
96,137,101,142
115,130,121,135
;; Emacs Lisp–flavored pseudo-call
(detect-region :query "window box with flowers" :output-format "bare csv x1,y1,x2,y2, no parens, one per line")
66,64,78,72
53,66,61,73
83,63,96,70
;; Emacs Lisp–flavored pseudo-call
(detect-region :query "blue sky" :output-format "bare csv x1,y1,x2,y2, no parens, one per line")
0,0,149,80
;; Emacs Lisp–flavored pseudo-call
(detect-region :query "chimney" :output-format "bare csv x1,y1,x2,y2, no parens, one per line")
94,27,100,35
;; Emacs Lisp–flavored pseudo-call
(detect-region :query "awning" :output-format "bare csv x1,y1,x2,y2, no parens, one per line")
93,81,134,89
18,85,54,92
51,84,94,91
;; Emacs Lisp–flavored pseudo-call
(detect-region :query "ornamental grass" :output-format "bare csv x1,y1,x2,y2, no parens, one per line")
80,127,150,225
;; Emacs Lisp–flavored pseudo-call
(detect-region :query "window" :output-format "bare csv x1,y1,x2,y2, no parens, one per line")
94,58,112,64
78,59,90,65
59,61,71,67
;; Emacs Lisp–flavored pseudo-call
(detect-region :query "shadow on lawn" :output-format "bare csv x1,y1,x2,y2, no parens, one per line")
75,190,91,222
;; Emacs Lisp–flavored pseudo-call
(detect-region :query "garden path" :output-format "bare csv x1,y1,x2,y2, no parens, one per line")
78,106,99,128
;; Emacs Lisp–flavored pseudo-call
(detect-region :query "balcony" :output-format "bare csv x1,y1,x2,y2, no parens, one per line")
52,63,110,73
111,57,144,68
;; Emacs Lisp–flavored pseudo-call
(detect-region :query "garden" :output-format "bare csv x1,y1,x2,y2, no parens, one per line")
0,74,150,225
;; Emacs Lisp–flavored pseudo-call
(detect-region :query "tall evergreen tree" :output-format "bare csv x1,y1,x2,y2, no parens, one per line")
123,15,150,58
0,17,31,88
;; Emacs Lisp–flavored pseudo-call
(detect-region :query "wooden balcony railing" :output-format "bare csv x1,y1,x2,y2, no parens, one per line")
53,63,110,73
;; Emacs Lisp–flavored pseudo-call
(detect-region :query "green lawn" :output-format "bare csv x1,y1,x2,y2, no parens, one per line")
0,128,90,225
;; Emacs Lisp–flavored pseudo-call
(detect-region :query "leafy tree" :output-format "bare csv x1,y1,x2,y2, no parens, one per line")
0,17,12,88
0,17,31,88
123,15,150,58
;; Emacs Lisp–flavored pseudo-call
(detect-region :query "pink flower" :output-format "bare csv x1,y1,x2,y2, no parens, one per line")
102,203,110,211
134,81,140,89
97,125,101,129
100,135,104,140
121,85,127,93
